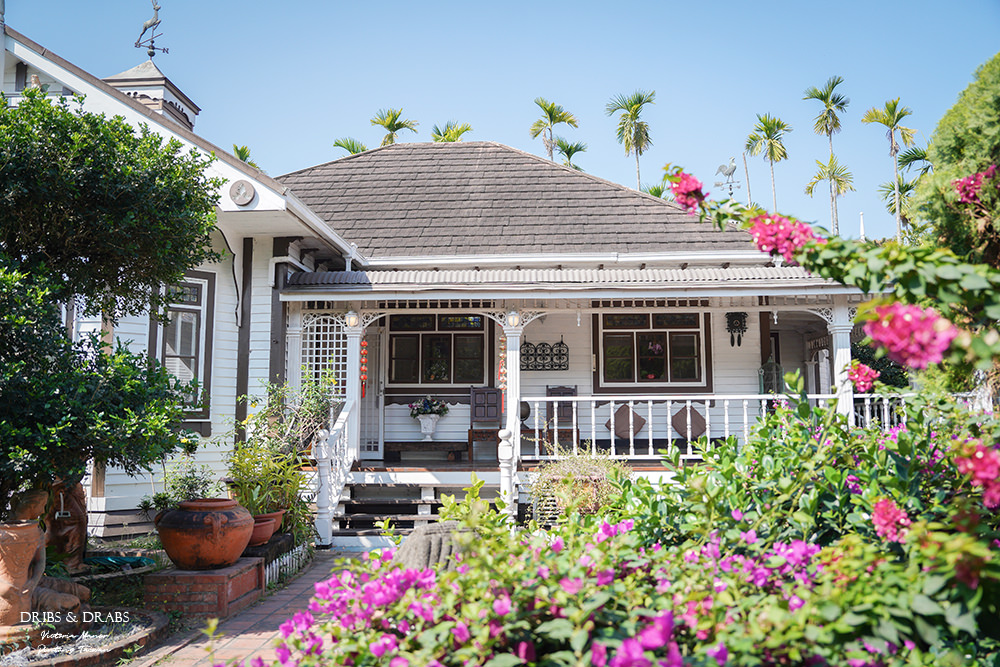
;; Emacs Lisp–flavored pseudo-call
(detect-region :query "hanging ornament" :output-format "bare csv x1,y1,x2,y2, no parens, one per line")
497,335,507,412
360,339,369,399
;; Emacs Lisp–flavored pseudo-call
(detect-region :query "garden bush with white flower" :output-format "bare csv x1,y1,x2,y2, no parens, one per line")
222,94,1000,667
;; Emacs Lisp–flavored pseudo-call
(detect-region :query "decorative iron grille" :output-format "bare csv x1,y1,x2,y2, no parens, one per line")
520,339,569,371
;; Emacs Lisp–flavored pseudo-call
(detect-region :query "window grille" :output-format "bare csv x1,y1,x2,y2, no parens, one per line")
301,313,348,398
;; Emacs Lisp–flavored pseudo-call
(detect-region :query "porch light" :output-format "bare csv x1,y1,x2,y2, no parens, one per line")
506,310,520,328
345,311,360,328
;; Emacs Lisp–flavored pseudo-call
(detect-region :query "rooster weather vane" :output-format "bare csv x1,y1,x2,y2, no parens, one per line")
714,157,741,199
135,0,169,58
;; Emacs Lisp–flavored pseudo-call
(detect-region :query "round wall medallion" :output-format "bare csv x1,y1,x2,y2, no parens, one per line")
229,179,255,206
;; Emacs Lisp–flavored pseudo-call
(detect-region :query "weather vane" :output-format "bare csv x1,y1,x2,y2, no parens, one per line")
135,0,169,58
714,156,742,199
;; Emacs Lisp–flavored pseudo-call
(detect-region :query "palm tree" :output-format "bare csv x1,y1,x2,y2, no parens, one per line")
898,145,932,177
862,98,916,240
745,113,792,212
371,108,419,147
642,183,667,198
805,155,855,230
803,76,849,234
555,137,587,170
333,137,368,155
431,121,473,142
878,176,918,228
529,98,579,161
232,144,260,170
605,90,656,189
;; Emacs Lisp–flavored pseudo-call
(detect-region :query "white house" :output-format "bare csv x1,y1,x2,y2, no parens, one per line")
2,20,877,548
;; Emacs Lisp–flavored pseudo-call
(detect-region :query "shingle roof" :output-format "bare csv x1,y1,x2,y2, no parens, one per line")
277,142,755,259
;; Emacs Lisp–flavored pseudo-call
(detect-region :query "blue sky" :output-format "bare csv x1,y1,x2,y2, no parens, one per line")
7,1,1000,241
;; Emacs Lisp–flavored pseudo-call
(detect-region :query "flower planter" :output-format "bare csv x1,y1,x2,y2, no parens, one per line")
248,517,276,547
154,498,253,570
416,414,440,441
254,510,286,537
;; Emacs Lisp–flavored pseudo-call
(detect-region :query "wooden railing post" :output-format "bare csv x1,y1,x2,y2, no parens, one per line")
498,428,516,522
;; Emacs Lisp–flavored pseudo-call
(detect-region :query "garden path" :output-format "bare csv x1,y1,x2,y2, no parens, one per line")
133,549,361,667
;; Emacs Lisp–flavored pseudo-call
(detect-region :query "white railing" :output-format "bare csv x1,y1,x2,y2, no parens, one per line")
313,399,354,547
516,393,911,461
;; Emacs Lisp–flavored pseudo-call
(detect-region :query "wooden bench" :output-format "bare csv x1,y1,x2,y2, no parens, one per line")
384,441,468,462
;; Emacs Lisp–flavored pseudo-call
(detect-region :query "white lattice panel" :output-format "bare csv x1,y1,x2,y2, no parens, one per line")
301,313,348,398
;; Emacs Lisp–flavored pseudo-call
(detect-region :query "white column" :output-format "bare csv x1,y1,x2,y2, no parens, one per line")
501,315,524,457
314,428,332,548
286,303,303,393
344,314,363,462
804,359,818,396
829,297,854,424
498,428,516,521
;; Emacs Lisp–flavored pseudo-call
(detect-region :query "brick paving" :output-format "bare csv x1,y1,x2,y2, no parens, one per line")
133,550,360,667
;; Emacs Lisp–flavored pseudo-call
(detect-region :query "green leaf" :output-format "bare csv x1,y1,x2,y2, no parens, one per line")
535,618,575,641
911,594,944,616
570,628,589,653
914,616,940,645
922,575,949,596
484,654,525,667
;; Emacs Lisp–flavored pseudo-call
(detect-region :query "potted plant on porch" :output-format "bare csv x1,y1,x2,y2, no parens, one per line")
409,396,450,441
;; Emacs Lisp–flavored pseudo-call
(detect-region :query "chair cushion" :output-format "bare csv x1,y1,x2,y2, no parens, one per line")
671,406,706,439
604,404,646,439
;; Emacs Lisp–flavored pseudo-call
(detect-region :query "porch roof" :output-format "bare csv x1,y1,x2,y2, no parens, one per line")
281,265,848,300
276,142,756,260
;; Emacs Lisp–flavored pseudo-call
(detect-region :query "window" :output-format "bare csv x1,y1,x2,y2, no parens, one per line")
598,313,708,387
160,272,214,415
388,314,485,385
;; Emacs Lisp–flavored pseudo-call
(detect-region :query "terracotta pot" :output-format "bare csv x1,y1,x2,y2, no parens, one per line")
254,509,286,537
248,518,276,547
0,521,46,627
154,498,253,570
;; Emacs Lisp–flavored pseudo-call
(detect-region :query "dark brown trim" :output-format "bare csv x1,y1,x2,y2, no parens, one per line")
179,420,212,437
760,312,771,364
235,238,254,440
590,313,715,395
383,394,472,406
269,238,297,386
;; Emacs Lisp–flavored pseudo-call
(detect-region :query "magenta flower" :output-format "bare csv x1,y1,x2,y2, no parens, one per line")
592,643,609,667
610,637,652,667
560,577,584,594
955,440,1000,508
492,593,513,616
275,643,291,665
552,537,565,553
596,569,615,586
731,509,744,521
953,164,997,204
863,303,957,369
452,622,471,644
707,642,729,666
849,361,880,393
516,640,537,662
638,611,674,650
669,172,708,214
740,529,757,545
873,498,911,542
389,658,409,667
370,633,398,657
748,213,823,264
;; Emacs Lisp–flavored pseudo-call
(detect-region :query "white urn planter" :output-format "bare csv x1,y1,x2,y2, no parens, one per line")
416,414,440,441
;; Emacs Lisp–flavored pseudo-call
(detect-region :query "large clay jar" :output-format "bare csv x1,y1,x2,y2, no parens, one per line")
154,499,253,570
0,521,46,627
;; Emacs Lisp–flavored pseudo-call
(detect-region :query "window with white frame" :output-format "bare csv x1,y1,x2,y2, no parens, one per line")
598,313,709,387
161,273,214,413
387,314,485,385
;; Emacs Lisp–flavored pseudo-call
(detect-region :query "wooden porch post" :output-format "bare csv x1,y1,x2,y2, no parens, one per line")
501,312,524,453
829,298,855,425
344,311,364,461
286,303,303,393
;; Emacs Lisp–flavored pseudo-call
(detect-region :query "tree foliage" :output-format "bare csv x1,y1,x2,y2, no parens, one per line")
0,261,190,521
0,89,221,320
915,52,1000,266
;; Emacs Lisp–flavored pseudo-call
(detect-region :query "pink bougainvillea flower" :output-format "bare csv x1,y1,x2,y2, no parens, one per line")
389,658,409,667
731,509,744,521
452,621,471,644
492,594,513,616
669,172,708,214
516,640,537,662
596,569,615,586
551,537,565,553
955,440,1000,508
953,164,998,204
748,213,823,264
849,361,880,393
873,498,911,543
863,303,958,369
707,642,729,666
275,643,291,665
740,529,757,545
638,611,674,650
592,642,609,667
370,633,398,658
560,577,584,594
610,637,652,667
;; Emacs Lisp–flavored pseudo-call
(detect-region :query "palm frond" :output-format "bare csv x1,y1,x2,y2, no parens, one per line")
642,183,666,198
432,121,473,142
803,75,849,137
898,146,932,175
371,108,419,146
333,137,368,155
745,113,791,163
555,137,587,167
804,155,855,197
232,144,260,169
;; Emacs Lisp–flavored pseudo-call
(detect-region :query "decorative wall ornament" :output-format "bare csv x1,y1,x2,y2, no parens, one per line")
520,338,570,371
725,312,748,347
